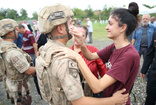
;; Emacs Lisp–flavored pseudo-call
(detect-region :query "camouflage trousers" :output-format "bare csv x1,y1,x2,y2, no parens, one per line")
6,78,31,105
2,77,12,99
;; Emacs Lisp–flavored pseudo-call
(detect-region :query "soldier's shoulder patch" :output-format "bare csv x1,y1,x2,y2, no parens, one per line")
68,60,79,78
12,56,19,64
68,60,78,69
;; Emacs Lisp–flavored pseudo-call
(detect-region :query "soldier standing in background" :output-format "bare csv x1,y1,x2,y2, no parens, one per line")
0,19,36,105
73,18,79,27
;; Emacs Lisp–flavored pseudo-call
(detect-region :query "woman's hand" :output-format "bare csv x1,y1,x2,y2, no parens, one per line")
112,89,129,105
69,27,85,47
52,47,81,61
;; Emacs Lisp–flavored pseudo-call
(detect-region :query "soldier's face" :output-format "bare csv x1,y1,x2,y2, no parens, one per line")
68,18,74,28
67,18,74,38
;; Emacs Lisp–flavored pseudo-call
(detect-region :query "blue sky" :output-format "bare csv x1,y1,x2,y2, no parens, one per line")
0,0,156,17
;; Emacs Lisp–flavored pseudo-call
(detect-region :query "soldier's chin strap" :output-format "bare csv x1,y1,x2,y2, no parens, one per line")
51,22,72,40
51,35,68,40
3,30,17,39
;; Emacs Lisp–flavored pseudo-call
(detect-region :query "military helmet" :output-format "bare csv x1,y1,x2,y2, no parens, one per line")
38,3,74,34
0,19,18,37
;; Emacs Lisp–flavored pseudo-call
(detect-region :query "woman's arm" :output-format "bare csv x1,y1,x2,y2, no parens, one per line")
71,89,128,105
80,45,99,60
52,47,117,93
77,56,117,93
96,58,107,77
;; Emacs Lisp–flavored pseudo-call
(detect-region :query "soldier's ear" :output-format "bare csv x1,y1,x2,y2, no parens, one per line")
4,31,14,38
8,31,14,36
57,24,65,34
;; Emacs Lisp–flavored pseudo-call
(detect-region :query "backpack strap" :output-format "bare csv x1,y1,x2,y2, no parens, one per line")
38,45,56,67
23,80,30,95
17,81,22,104
36,44,65,103
17,80,32,105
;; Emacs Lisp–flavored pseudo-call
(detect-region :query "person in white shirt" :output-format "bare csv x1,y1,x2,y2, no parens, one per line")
86,18,93,43
22,23,30,31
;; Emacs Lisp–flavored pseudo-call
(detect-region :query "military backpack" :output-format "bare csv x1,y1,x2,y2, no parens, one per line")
0,39,6,81
0,49,6,81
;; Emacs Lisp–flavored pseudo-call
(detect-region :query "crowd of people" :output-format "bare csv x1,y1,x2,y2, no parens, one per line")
0,1,156,105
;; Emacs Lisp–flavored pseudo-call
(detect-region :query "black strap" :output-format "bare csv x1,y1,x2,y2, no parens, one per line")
65,22,70,36
23,80,29,95
18,81,22,97
17,81,22,104
3,30,17,39
51,35,68,40
17,80,30,102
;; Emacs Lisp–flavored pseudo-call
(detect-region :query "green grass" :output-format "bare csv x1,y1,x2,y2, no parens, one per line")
82,22,108,40
92,23,108,40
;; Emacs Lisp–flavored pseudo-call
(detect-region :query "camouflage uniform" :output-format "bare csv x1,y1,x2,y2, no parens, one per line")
36,40,84,105
36,3,84,105
0,38,3,81
73,18,79,27
1,40,31,105
0,38,11,99
0,19,32,105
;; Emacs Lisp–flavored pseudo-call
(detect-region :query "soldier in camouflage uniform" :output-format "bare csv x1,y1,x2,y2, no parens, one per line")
0,19,36,105
73,18,79,27
0,37,3,81
35,3,129,105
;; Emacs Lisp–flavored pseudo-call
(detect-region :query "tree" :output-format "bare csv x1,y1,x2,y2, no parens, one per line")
32,11,38,20
72,8,85,20
84,5,94,18
143,4,156,9
0,11,4,20
20,8,28,20
142,4,156,17
101,5,115,20
0,8,7,18
6,9,19,20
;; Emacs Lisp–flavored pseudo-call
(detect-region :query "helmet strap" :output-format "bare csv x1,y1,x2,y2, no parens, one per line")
65,22,72,40
51,22,72,40
3,30,17,39
51,35,68,40
14,30,17,39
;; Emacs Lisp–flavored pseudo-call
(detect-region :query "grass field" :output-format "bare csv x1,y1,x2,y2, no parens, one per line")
82,22,108,40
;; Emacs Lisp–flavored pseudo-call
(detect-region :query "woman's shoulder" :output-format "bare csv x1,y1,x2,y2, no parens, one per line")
124,44,139,58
